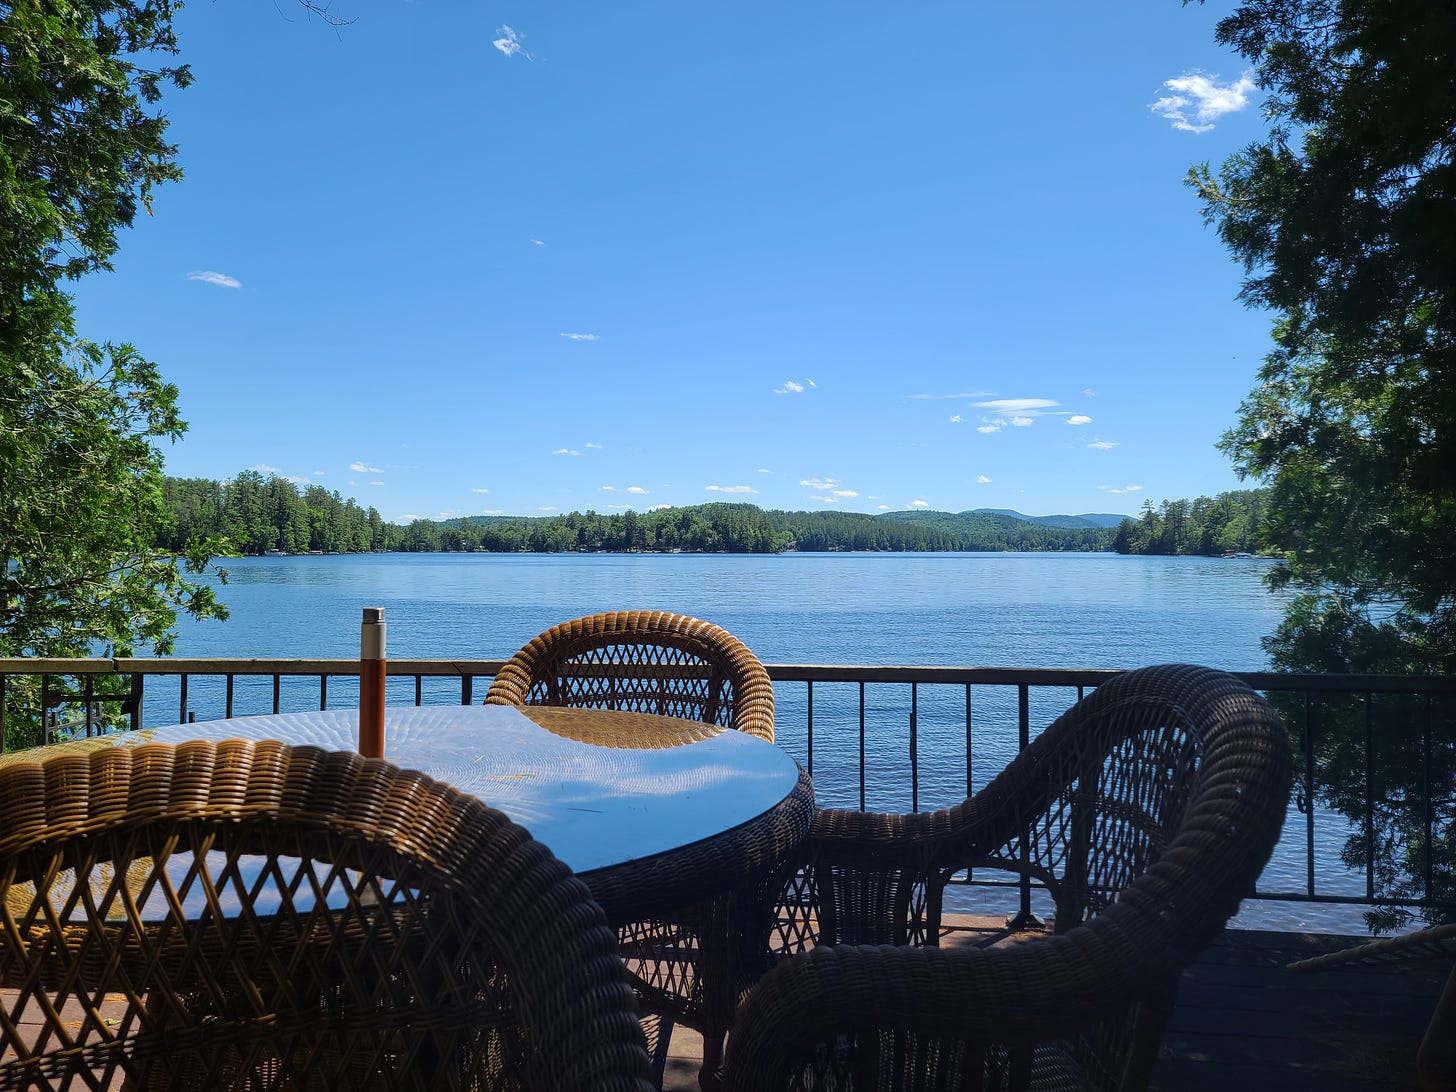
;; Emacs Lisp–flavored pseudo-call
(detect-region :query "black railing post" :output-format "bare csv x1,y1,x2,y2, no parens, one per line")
1008,683,1043,930
1304,691,1316,898
462,676,473,705
858,681,866,812
910,682,919,814
805,680,814,780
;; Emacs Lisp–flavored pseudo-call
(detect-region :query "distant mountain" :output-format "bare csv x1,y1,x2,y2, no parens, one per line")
970,508,1130,530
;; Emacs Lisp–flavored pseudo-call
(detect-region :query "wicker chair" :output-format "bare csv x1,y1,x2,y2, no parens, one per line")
726,663,1293,1091
484,610,775,742
485,611,779,1085
0,739,655,1092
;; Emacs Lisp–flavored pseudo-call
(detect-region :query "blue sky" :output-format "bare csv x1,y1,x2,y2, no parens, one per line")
72,1,1277,522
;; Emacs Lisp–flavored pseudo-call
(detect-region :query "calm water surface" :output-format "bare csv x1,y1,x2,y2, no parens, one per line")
164,552,1368,932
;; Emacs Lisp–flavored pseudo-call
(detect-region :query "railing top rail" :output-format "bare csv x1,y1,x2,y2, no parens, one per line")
3,657,1454,693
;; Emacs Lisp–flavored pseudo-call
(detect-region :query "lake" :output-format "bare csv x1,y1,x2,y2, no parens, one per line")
161,550,1371,932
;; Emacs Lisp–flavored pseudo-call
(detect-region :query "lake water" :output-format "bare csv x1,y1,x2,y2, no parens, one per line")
163,551,1371,932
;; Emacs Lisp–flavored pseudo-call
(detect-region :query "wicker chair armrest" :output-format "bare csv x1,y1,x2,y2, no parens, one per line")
725,938,1145,1089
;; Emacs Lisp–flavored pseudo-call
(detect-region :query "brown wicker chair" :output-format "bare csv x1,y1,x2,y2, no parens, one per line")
726,663,1293,1092
484,610,775,742
485,611,779,1086
0,739,655,1092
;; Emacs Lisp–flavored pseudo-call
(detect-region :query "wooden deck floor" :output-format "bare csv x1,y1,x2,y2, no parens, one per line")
663,927,1449,1091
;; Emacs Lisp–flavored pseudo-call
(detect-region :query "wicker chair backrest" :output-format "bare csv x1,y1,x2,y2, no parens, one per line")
485,611,775,741
0,739,654,1092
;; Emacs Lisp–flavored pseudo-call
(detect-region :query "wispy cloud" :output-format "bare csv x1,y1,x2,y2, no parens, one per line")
492,25,532,59
560,332,598,341
313,470,325,477
773,380,808,394
1067,415,1093,426
909,500,929,508
949,414,962,423
1101,484,1144,495
876,504,891,510
585,442,603,449
481,508,505,514
706,485,758,494
833,489,859,498
471,487,490,494
977,423,1002,434
811,495,841,504
251,463,281,474
350,461,382,473
1009,416,1034,427
800,477,839,490
552,448,581,456
187,270,242,289
648,503,673,511
368,481,385,487
626,486,649,495
974,398,1060,415
1083,388,1097,398
757,468,772,474
977,475,991,484
537,505,557,512
531,239,545,246
600,485,616,491
1088,439,1118,451
1150,70,1255,133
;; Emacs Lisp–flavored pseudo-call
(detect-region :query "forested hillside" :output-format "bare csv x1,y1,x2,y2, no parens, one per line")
159,473,1122,555
1111,490,1270,556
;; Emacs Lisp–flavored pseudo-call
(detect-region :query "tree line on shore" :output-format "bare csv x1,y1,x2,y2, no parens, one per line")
1111,489,1270,557
159,472,1127,555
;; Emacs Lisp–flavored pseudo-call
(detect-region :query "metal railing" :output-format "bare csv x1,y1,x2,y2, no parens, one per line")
3,657,1453,925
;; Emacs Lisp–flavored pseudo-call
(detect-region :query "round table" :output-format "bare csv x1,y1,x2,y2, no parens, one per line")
20,703,814,925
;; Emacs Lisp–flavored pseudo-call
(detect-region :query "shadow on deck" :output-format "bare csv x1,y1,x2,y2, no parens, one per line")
663,927,1449,1091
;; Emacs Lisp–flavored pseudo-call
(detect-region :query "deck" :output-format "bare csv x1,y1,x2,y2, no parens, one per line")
662,927,1449,1090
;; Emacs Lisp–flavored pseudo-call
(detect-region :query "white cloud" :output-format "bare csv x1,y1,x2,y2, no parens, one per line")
1150,70,1256,133
909,500,929,508
187,270,241,289
648,504,673,511
973,398,1060,414
600,485,616,491
585,442,603,449
832,489,859,498
757,468,772,474
401,513,419,522
537,505,557,512
531,239,545,246
471,487,490,494
250,463,281,474
1009,415,1034,427
626,486,649,495
811,495,840,504
773,380,806,394
977,475,992,484
800,477,838,489
552,448,581,456
949,414,962,423
1067,415,1093,426
481,508,505,514
876,504,891,510
368,481,385,487
1083,388,1097,398
560,332,599,341
313,470,325,477
350,461,382,473
705,485,758,494
1103,484,1144,495
977,424,1002,434
492,25,531,59
1088,439,1118,451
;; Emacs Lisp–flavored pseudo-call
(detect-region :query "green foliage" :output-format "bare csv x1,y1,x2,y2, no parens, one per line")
1191,0,1456,927
1111,489,1269,556
1,0,225,749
